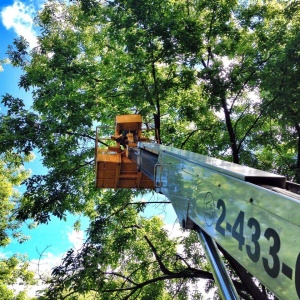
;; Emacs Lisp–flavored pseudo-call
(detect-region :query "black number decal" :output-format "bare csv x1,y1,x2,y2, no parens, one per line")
232,211,245,251
246,217,261,262
295,253,300,298
216,199,226,236
262,228,281,278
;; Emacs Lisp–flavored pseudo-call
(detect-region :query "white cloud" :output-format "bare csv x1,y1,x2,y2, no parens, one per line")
67,229,85,251
24,230,85,297
163,222,190,255
30,251,63,276
22,251,64,297
1,0,38,49
2,249,64,298
163,221,188,240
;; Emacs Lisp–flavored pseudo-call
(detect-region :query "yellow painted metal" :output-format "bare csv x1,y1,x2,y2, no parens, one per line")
95,115,154,189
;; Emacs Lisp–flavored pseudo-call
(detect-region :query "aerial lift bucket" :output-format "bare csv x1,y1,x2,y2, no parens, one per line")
95,114,154,189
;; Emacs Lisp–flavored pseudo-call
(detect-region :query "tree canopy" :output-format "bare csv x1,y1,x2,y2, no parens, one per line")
0,115,36,298
1,0,300,299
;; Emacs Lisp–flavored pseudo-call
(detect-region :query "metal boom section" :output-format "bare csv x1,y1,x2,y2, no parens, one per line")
95,115,300,299
135,142,300,300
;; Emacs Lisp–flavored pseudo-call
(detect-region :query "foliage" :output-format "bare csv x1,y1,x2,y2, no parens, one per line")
0,150,33,246
0,254,36,300
0,150,36,298
258,3,300,181
1,0,300,299
45,202,211,299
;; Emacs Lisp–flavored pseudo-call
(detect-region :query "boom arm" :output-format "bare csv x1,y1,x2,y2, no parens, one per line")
131,142,300,300
95,115,300,299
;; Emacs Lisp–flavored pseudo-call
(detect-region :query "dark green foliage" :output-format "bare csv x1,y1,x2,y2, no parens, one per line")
1,0,300,299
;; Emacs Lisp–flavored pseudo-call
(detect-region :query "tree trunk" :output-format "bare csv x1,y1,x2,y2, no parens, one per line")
221,98,240,164
221,248,269,300
151,50,161,144
154,113,161,144
295,123,300,183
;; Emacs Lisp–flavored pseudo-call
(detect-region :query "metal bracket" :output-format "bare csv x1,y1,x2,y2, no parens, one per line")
154,163,162,188
182,201,195,229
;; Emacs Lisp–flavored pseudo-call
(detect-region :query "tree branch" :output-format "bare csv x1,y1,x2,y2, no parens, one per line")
237,95,278,152
180,129,200,149
67,159,94,176
206,4,217,67
175,253,192,269
229,69,257,114
143,235,173,275
229,54,273,114
102,272,214,299
101,270,138,285
221,248,269,300
65,130,96,141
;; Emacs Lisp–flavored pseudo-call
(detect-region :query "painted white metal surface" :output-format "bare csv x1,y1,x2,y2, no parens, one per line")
140,143,300,300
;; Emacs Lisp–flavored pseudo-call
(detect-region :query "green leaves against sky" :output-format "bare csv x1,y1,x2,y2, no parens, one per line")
1,0,300,299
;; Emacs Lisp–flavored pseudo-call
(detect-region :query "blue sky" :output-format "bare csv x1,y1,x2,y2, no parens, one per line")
0,0,91,295
0,0,90,274
0,0,38,111
0,0,178,295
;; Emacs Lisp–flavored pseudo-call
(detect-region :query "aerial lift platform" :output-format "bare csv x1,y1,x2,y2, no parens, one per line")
95,114,154,189
95,114,300,300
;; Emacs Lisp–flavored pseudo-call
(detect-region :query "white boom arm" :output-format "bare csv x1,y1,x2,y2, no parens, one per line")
131,142,300,300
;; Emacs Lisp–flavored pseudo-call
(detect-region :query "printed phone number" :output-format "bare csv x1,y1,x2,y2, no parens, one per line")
215,198,300,298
